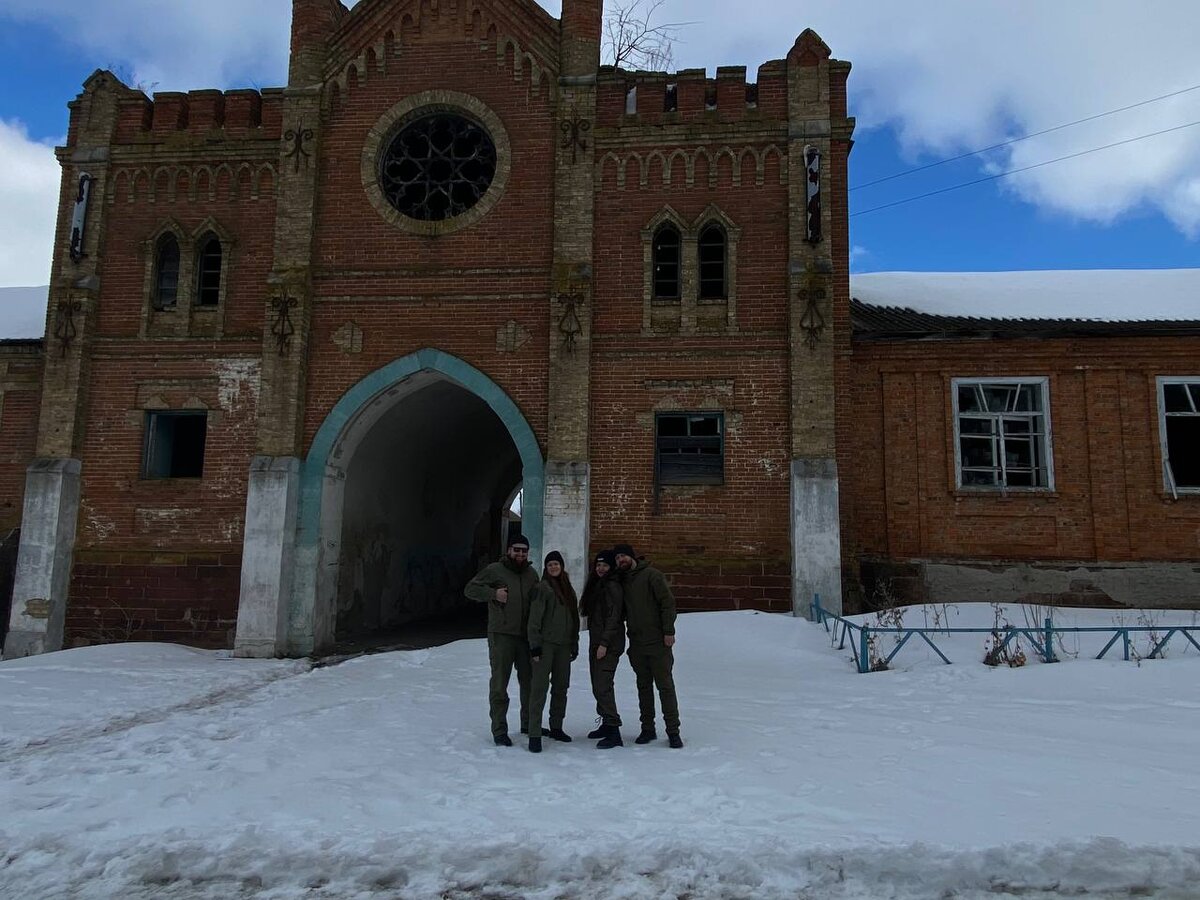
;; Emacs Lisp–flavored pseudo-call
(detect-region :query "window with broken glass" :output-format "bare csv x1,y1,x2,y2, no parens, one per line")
380,113,497,221
143,411,208,480
195,234,222,306
698,223,727,300
656,413,724,485
1158,378,1200,496
952,379,1052,490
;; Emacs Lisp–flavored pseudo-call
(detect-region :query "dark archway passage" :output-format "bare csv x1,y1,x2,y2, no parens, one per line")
334,378,522,650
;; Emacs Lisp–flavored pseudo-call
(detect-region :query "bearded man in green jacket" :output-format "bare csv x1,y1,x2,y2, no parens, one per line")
465,534,540,746
614,543,684,748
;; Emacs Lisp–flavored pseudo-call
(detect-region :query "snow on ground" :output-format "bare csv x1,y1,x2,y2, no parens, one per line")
851,269,1200,321
0,285,48,339
2,607,1199,899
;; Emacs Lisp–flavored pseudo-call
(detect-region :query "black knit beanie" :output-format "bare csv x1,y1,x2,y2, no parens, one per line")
544,550,565,568
507,533,531,549
613,543,636,560
595,549,617,569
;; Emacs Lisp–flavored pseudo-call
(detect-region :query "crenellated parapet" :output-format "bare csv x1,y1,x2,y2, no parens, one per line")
597,61,789,128
110,87,285,145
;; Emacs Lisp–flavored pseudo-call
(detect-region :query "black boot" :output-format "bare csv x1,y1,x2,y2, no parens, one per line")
494,734,513,747
528,736,542,753
668,733,684,749
634,728,657,745
596,727,624,749
587,719,607,740
546,728,573,742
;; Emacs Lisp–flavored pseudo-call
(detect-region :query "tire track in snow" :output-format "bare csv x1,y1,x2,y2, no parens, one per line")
0,660,312,764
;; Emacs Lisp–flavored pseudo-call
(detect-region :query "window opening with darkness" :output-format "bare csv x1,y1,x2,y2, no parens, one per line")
195,235,222,306
652,225,681,300
698,224,727,300
664,83,678,113
656,412,724,485
143,411,208,479
1160,379,1200,494
154,235,180,310
953,379,1052,489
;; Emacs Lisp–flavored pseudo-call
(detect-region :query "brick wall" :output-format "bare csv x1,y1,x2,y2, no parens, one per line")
0,343,44,532
841,335,1200,607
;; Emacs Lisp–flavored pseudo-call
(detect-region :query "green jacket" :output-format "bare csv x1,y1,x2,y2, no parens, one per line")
582,577,625,654
619,560,676,647
528,579,581,652
464,558,539,637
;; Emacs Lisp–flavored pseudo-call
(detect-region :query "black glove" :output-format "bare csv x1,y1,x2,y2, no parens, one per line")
530,646,542,660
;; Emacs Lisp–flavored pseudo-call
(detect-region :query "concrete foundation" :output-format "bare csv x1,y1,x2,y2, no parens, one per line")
923,560,1200,610
791,457,843,618
234,456,301,658
3,459,82,658
541,461,590,586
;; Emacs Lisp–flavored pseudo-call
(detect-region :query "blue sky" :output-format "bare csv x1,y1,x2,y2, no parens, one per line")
0,0,1198,287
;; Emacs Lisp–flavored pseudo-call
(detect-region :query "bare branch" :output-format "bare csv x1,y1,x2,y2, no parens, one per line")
603,0,691,71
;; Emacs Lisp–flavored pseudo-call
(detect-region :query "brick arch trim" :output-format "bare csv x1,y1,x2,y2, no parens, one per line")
291,348,546,648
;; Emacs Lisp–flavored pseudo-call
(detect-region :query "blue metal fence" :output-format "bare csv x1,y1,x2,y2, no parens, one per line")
810,595,1200,674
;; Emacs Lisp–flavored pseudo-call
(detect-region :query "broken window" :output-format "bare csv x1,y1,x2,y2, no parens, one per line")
1159,378,1200,496
195,234,223,306
656,413,724,485
153,234,180,310
698,223,727,300
652,224,681,300
143,411,208,479
664,83,678,113
953,379,1052,490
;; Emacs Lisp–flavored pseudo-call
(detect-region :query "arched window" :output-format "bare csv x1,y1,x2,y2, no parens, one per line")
698,223,727,300
195,234,223,307
153,234,180,310
652,225,681,300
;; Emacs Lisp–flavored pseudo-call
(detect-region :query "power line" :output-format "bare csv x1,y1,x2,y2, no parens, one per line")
850,118,1200,218
850,83,1200,192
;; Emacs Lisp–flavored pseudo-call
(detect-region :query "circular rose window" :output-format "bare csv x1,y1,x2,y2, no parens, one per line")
379,113,498,222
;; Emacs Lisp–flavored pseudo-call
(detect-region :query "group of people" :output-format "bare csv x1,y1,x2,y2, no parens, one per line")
465,534,682,753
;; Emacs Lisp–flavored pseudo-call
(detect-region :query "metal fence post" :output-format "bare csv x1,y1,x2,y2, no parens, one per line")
812,593,821,622
1044,617,1057,663
859,625,871,674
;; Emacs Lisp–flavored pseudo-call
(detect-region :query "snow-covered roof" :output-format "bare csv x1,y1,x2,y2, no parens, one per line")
0,285,48,340
851,269,1200,323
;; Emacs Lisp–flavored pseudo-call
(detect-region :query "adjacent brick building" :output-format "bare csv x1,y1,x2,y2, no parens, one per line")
2,0,1197,658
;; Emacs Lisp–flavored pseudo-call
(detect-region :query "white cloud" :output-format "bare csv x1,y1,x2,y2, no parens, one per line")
1,0,1198,250
0,120,60,288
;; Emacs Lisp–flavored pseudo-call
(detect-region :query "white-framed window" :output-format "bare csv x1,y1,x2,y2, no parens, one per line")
1157,377,1200,497
952,378,1054,490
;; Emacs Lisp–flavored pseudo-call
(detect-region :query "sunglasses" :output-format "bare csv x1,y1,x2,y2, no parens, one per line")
510,546,530,553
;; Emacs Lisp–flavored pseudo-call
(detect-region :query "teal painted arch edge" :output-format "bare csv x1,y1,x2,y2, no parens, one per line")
296,347,545,555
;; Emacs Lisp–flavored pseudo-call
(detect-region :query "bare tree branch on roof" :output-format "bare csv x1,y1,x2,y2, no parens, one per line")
603,0,691,71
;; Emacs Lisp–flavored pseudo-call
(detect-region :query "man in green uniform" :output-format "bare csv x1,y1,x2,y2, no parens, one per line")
464,534,539,746
614,543,683,748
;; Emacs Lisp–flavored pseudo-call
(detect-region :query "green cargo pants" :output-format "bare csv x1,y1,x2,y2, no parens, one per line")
627,644,680,734
589,643,623,727
528,641,572,739
488,632,531,739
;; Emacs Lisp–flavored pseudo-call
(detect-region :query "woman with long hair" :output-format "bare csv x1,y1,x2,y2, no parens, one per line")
580,549,626,748
526,550,581,753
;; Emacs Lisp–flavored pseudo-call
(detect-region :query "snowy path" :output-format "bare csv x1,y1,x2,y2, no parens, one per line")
2,610,1199,898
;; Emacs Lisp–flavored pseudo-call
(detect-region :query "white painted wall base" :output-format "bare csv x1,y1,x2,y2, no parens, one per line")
541,461,590,586
234,456,300,658
3,459,81,659
791,458,843,619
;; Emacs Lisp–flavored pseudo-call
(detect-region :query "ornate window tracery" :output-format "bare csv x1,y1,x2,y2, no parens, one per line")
380,113,497,222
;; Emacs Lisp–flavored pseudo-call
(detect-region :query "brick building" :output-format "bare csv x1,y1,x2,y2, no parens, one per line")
2,0,1197,659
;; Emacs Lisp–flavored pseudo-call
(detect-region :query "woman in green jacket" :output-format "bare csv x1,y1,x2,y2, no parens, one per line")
527,550,581,753
580,549,626,748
